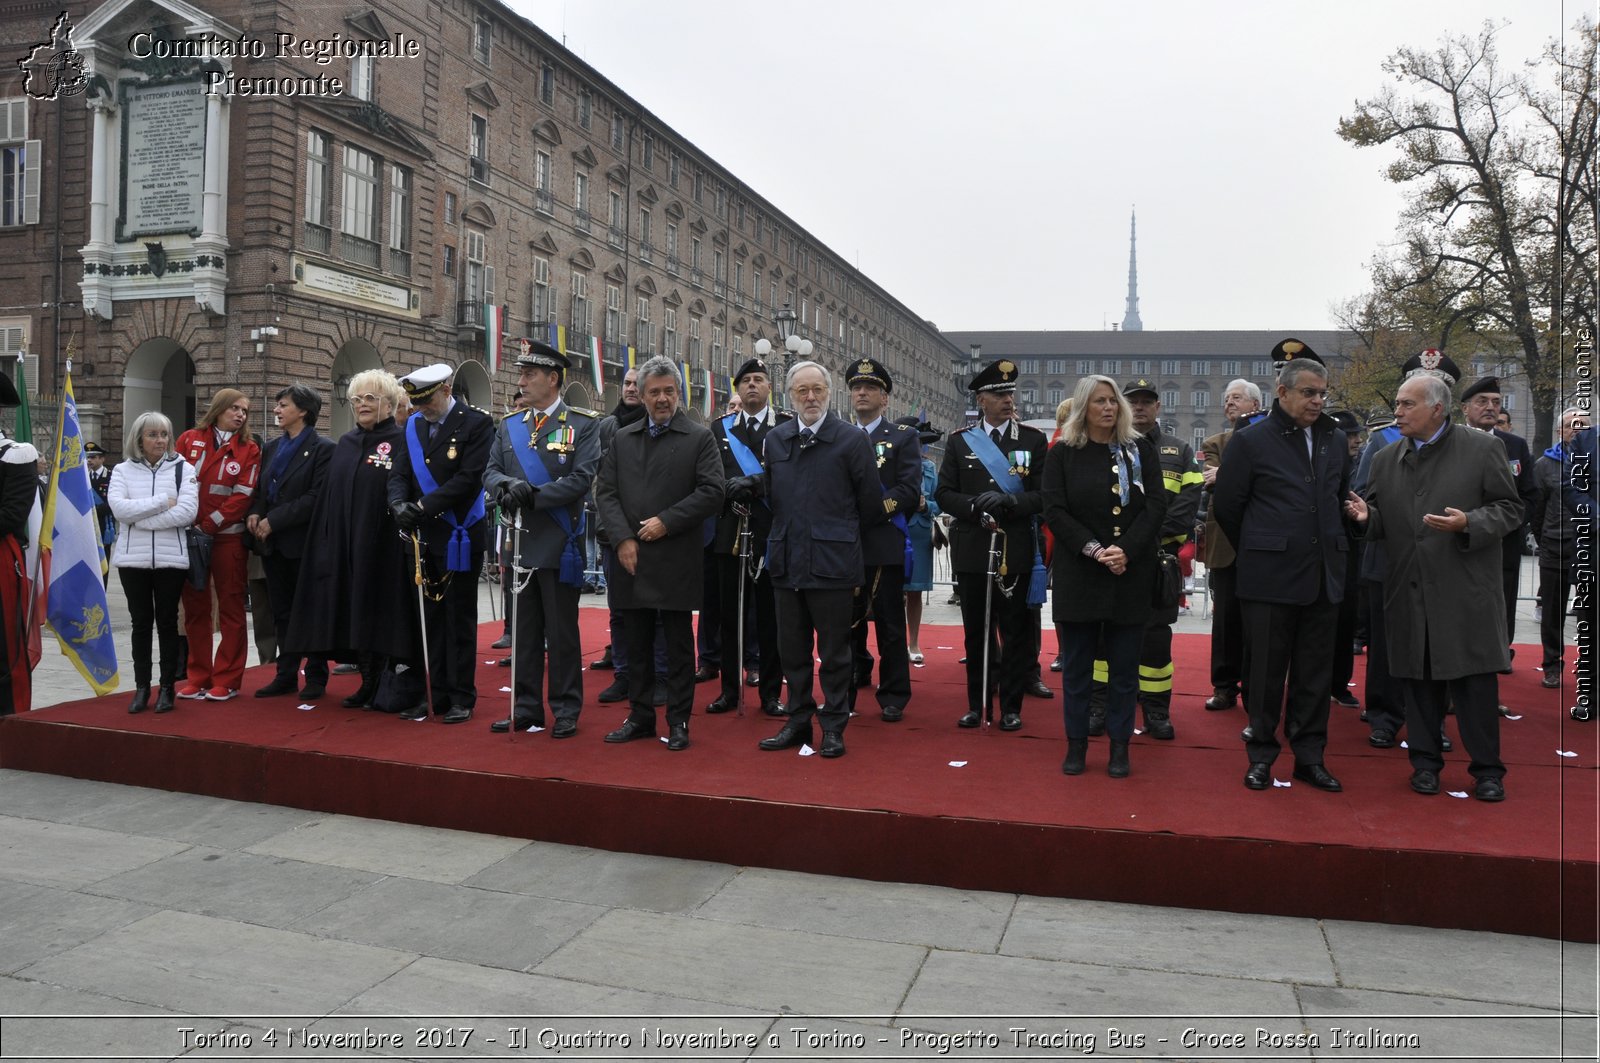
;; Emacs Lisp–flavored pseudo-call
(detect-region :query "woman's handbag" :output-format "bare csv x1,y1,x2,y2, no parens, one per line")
1152,549,1182,610
185,528,214,590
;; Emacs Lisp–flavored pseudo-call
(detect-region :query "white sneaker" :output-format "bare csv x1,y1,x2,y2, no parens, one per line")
204,687,238,701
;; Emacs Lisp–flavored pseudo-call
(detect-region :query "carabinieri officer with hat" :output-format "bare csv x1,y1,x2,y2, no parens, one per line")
936,357,1049,731
386,363,494,724
482,339,600,739
846,357,923,722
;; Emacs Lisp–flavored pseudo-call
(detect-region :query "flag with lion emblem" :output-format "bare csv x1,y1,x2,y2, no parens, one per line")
39,368,118,695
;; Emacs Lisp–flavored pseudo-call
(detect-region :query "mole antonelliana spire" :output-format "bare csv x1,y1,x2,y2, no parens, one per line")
1121,208,1143,332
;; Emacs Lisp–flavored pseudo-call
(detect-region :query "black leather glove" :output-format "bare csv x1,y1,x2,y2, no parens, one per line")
971,491,1006,516
726,475,761,503
501,480,538,510
996,493,1019,513
391,501,424,531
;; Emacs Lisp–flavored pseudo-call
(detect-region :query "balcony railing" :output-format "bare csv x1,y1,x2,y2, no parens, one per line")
302,221,331,255
340,233,379,269
388,248,411,278
607,226,625,249
665,255,678,276
574,209,591,235
534,189,554,215
456,300,487,329
638,241,653,265
689,268,703,289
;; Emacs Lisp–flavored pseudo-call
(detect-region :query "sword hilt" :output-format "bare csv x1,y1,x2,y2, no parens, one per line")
412,532,424,586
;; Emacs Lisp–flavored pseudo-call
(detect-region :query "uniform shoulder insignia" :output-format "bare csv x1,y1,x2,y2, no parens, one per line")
775,411,795,422
567,406,599,418
469,404,492,417
890,422,914,434
1161,445,1180,456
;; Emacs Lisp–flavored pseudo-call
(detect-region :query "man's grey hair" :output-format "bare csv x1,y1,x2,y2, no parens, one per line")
1277,358,1327,389
635,355,682,393
786,360,831,390
1411,373,1452,411
1225,378,1263,407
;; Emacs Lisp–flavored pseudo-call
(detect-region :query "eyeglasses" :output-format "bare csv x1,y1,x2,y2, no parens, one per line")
351,393,383,405
1291,387,1329,400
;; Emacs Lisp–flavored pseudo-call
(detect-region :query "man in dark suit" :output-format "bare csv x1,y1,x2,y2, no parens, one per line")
935,358,1048,731
387,364,494,724
1198,379,1265,712
1459,376,1540,670
706,356,790,717
1213,341,1351,793
248,383,335,700
483,341,600,739
595,356,724,750
732,360,880,758
846,357,922,722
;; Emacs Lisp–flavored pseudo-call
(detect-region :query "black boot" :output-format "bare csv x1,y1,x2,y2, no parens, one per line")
1143,711,1175,740
128,685,151,714
1087,708,1106,737
1062,738,1088,775
343,659,380,708
153,685,176,713
1108,740,1130,778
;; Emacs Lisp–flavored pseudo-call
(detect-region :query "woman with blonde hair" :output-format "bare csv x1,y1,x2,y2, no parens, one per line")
284,370,416,708
1043,375,1166,778
108,411,200,713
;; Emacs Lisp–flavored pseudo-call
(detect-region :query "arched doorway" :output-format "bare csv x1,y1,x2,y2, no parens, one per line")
561,380,596,412
122,338,195,438
329,339,382,437
451,359,495,416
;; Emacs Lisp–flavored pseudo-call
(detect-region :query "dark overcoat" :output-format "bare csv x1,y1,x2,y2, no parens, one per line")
762,413,881,591
252,431,335,559
482,401,600,568
935,420,1049,576
858,418,924,567
1044,434,1167,625
385,400,494,558
1362,423,1522,680
285,417,416,662
1212,406,1352,606
594,409,724,611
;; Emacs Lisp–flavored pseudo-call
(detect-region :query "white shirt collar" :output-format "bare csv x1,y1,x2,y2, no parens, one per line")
858,416,883,435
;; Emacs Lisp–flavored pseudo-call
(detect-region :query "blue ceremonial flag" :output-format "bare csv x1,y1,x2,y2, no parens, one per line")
40,370,119,695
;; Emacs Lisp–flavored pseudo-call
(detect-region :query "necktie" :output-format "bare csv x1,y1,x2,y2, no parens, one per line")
800,427,815,447
748,416,760,434
648,421,667,439
991,428,1003,449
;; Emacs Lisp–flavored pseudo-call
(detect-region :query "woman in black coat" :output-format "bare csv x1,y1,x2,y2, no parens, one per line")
284,369,417,706
1043,375,1166,778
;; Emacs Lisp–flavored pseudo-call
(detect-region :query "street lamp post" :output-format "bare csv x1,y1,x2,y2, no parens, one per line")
753,302,812,407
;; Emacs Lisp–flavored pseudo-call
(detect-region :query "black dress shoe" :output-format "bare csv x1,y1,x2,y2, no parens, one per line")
762,699,787,718
818,731,846,758
1292,764,1343,792
881,705,904,722
254,677,298,698
490,714,544,733
128,685,151,714
705,695,735,714
1410,769,1440,795
957,711,981,728
759,720,813,750
596,678,629,703
1331,691,1360,708
1049,655,1062,673
153,685,176,713
666,723,689,751
1240,726,1254,742
1205,690,1238,711
1368,728,1396,748
999,713,1022,731
590,648,614,670
1542,673,1562,688
441,706,473,724
1244,763,1271,790
1474,776,1506,802
397,704,429,721
1026,678,1053,699
550,718,577,739
299,683,326,700
604,719,656,743
491,633,512,650
693,665,717,683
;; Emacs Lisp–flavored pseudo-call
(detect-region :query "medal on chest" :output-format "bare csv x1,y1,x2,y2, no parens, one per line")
1009,449,1031,478
875,441,889,468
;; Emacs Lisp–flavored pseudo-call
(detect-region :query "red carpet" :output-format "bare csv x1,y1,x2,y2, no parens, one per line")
3,617,1594,941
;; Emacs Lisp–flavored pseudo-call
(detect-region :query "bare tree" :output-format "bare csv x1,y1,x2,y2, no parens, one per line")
1337,18,1598,450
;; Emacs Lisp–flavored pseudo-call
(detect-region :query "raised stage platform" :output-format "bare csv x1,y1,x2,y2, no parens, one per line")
2,617,1594,942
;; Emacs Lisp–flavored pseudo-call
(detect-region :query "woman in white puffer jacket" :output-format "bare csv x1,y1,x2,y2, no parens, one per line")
108,412,199,715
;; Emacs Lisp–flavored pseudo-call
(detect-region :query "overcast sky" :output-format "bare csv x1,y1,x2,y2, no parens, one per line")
503,0,1575,333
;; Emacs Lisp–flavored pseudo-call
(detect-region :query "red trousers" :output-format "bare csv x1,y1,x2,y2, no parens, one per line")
1,536,31,714
182,532,249,692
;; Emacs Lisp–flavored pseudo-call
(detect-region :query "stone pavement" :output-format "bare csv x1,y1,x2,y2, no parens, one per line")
3,560,1595,1061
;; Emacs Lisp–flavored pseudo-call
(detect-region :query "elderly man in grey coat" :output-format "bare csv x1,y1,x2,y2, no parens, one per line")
594,356,725,751
1345,373,1522,801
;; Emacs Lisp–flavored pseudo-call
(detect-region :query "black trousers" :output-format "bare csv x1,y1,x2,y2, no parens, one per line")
1361,578,1408,734
419,549,482,712
510,566,583,724
848,563,911,714
698,544,721,669
773,586,854,734
955,569,1031,717
1538,563,1574,672
1502,533,1523,645
1240,594,1337,767
1404,666,1503,781
119,567,187,687
1208,564,1243,696
1329,547,1361,695
1062,620,1142,740
623,607,694,729
262,552,328,685
718,554,781,705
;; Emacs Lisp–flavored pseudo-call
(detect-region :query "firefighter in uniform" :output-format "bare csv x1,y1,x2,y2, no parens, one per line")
1089,379,1201,739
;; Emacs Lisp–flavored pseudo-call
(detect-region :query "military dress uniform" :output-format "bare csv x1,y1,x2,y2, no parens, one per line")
482,342,601,738
386,364,495,723
935,359,1048,730
0,372,37,715
706,356,790,717
1090,379,1201,739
